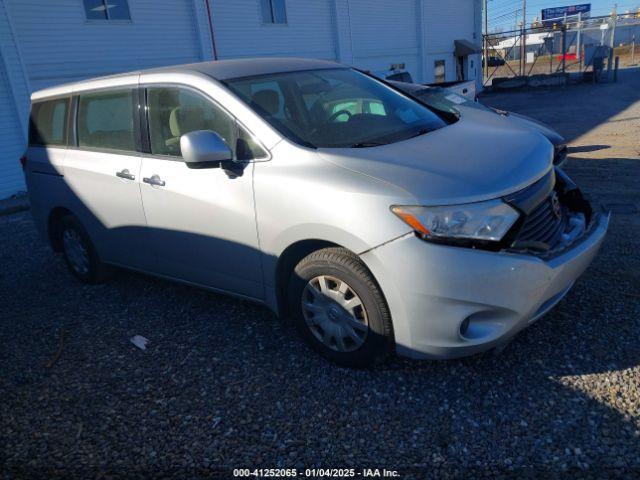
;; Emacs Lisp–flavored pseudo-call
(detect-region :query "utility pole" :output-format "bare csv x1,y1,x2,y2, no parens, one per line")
608,4,617,80
610,4,617,50
521,0,527,75
513,8,520,73
483,0,488,80
577,11,583,70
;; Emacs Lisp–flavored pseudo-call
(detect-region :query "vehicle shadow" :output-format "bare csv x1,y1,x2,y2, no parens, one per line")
567,144,610,154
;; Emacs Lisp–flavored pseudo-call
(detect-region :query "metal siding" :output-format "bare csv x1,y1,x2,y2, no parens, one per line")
0,0,207,198
6,0,205,90
211,0,336,60
0,55,26,197
0,1,28,198
347,0,421,81
192,0,215,60
422,0,479,82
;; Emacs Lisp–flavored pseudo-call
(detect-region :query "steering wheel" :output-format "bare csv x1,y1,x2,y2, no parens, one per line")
307,109,354,139
328,109,353,123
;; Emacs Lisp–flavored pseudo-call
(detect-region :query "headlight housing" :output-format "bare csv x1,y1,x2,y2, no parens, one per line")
391,199,520,243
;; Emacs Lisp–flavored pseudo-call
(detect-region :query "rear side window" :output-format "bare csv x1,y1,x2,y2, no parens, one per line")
77,90,136,152
29,98,69,147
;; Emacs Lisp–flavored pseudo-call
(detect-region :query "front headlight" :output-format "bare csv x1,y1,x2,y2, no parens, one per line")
391,199,520,242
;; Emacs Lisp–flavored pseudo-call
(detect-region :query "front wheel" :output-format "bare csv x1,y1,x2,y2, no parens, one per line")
287,248,394,368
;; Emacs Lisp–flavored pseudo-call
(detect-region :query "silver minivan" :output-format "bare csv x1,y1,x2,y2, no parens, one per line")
24,58,608,367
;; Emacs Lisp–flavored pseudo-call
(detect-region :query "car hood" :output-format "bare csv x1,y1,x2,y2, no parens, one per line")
317,107,554,206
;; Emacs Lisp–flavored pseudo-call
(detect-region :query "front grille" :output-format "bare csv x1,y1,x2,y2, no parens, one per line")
515,192,567,248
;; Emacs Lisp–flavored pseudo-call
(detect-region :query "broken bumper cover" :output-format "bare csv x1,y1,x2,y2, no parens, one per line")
360,212,609,360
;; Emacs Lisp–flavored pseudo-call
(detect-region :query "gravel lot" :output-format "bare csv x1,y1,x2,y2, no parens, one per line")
2,73,640,478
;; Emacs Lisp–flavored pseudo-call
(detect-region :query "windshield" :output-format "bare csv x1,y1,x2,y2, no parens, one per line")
223,68,450,148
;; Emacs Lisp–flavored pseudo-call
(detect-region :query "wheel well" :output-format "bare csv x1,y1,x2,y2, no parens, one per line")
275,239,340,317
48,207,73,252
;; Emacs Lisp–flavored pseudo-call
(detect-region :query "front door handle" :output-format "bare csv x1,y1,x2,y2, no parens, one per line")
116,169,135,180
143,174,165,187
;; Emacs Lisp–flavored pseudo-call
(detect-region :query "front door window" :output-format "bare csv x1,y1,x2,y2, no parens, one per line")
145,87,267,160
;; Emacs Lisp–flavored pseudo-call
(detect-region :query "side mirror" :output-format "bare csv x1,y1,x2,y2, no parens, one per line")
180,130,233,168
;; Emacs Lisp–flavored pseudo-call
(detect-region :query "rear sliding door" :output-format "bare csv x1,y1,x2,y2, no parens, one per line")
63,87,151,270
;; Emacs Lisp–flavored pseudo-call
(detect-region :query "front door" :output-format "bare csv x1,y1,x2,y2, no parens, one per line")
138,86,266,299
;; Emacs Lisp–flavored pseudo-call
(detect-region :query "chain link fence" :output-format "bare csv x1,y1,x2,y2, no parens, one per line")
483,13,640,88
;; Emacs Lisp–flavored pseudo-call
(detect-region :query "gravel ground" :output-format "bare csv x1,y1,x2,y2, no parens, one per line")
2,76,640,478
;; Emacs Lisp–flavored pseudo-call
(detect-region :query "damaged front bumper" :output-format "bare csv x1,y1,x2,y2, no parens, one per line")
360,172,609,360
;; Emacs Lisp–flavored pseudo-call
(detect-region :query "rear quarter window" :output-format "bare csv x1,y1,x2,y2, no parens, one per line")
29,98,69,147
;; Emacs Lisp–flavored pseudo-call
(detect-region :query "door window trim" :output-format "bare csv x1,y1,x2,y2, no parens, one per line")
139,82,271,163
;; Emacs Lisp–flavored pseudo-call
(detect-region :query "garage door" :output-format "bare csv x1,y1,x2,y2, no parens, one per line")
0,53,26,199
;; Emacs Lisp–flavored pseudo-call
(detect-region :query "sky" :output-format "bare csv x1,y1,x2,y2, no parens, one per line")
488,0,640,32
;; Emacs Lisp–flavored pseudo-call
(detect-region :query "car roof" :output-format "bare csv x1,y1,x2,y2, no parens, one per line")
32,57,346,101
173,57,345,80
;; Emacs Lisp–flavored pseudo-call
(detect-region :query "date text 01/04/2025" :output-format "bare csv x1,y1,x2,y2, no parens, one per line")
232,468,400,477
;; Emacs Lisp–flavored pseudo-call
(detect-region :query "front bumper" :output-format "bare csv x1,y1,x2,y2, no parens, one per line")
360,212,609,360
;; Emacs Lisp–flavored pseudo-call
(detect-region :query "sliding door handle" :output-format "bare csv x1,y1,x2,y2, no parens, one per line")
143,175,165,187
116,169,135,180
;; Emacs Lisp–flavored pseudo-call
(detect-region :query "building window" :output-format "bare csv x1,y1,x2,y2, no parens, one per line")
434,60,446,84
261,0,287,24
83,0,131,21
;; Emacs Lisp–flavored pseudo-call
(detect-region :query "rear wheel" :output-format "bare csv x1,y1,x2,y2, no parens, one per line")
287,248,393,368
58,215,111,284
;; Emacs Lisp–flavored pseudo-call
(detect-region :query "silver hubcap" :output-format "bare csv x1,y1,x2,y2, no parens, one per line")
62,228,89,275
301,275,368,352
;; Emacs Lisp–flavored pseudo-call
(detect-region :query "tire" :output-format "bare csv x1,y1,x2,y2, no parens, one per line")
58,215,111,284
287,247,394,368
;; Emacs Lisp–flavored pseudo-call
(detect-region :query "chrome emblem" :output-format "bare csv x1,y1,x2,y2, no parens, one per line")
550,192,562,220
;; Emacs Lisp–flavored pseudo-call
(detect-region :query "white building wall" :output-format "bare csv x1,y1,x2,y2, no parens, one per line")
422,0,482,84
210,0,426,83
0,0,30,196
6,0,209,91
208,0,480,85
346,0,422,81
211,0,336,60
0,58,26,196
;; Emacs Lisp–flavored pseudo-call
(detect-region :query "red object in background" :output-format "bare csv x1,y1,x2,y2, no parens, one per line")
557,53,580,61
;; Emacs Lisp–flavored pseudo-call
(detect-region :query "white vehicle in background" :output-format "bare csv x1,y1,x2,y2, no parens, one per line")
373,68,477,100
435,79,477,100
